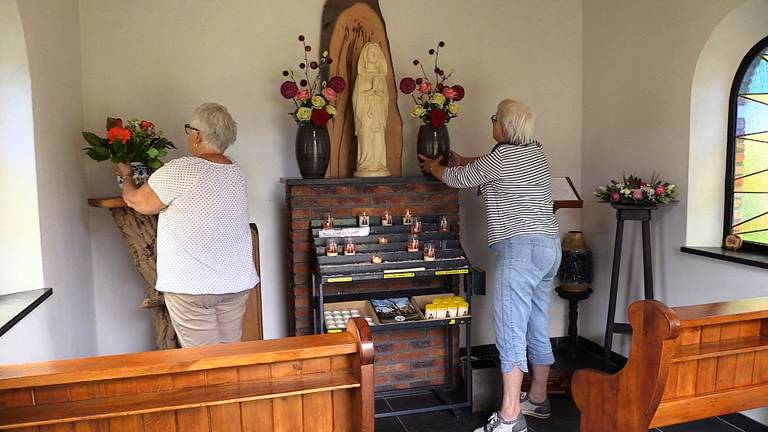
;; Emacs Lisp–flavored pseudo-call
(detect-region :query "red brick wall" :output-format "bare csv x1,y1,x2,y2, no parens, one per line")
284,177,461,391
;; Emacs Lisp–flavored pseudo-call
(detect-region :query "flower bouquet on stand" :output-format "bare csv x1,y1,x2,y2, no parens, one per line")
279,34,347,179
82,117,175,187
594,174,676,207
398,41,465,171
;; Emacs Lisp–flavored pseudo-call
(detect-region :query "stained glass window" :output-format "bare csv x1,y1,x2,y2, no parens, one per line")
727,37,768,250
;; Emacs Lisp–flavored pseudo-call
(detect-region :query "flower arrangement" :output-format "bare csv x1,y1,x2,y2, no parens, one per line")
594,174,676,206
279,35,346,127
82,117,175,169
398,41,465,127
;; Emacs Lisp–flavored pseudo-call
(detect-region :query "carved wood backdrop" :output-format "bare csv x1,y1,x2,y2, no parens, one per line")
321,0,403,177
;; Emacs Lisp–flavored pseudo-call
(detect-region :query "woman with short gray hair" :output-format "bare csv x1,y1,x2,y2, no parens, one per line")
420,99,560,432
117,102,258,348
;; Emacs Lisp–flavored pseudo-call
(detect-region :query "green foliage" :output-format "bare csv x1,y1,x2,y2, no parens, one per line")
82,118,175,169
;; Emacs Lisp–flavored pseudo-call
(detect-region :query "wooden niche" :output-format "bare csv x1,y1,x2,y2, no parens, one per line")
321,0,403,178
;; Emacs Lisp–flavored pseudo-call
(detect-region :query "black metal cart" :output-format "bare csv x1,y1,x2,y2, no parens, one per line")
310,214,479,418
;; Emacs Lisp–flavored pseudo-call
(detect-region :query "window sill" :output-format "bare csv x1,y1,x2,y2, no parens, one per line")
0,288,52,338
680,247,768,270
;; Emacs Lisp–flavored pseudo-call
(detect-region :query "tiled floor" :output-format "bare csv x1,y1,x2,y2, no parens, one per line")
373,348,768,432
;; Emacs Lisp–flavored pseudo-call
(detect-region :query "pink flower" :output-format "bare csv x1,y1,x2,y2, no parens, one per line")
327,76,346,93
443,87,457,99
451,85,465,101
418,81,432,94
632,189,642,199
322,87,337,101
295,89,310,101
610,192,620,202
655,185,665,196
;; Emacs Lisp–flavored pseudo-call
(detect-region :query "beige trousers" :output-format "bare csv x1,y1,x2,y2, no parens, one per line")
164,290,250,348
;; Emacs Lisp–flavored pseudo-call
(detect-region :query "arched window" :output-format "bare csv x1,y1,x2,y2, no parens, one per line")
725,35,768,252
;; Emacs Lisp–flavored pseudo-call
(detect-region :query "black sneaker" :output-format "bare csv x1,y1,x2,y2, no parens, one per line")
520,392,551,419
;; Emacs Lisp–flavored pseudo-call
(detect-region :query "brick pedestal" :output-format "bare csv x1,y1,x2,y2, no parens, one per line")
283,176,461,391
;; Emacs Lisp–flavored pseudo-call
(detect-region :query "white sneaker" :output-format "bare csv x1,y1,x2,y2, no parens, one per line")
472,411,528,432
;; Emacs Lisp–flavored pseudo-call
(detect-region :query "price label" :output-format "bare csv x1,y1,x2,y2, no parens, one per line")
435,269,469,276
327,276,353,283
384,272,415,279
449,319,456,325
327,329,342,334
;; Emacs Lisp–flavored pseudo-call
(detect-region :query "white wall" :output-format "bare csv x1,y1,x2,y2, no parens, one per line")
0,0,44,296
582,0,767,424
0,0,97,365
78,0,583,350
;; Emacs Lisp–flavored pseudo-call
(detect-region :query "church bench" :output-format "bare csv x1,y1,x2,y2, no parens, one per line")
0,318,374,431
572,297,768,432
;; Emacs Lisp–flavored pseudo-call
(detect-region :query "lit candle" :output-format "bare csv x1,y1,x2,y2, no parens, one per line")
378,236,389,245
325,239,338,257
381,210,393,226
358,212,370,227
371,254,383,264
439,215,449,232
407,234,420,252
423,242,436,261
343,238,356,256
322,213,334,230
411,217,422,234
402,209,413,225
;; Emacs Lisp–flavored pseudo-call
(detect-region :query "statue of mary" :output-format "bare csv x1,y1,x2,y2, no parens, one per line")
352,42,391,177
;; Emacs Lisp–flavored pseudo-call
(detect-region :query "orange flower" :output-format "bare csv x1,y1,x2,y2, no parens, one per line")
106,126,131,144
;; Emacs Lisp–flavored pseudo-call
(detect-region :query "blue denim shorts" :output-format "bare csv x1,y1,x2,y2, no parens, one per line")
491,234,561,374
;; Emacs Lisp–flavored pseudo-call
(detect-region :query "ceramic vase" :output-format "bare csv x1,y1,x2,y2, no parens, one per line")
417,124,450,175
295,124,330,179
558,231,593,293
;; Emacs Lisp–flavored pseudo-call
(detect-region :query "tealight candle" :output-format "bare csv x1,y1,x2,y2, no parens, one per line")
381,210,393,226
439,215,449,232
322,213,334,230
343,238,356,255
423,242,436,261
371,254,383,264
411,217,422,234
377,236,389,245
325,239,339,257
402,209,413,225
358,212,370,227
407,234,420,252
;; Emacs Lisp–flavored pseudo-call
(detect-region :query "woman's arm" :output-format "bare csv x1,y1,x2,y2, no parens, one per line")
420,150,504,188
117,163,166,215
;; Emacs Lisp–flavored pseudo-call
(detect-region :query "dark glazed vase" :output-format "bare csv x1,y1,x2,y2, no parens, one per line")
417,124,450,175
295,124,330,179
558,231,594,293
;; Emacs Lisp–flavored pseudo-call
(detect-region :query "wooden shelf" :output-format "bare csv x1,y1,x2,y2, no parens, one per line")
88,197,126,209
671,334,768,363
673,297,768,328
0,370,359,430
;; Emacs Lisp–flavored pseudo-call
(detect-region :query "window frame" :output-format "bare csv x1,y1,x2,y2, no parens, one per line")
724,35,768,254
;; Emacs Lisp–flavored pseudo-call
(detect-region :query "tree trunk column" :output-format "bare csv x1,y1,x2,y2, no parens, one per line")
108,207,177,349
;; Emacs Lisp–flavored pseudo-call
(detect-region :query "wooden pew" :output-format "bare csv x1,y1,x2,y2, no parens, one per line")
573,298,768,432
0,318,374,431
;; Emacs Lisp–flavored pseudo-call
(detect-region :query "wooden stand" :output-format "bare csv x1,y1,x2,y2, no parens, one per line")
603,205,656,370
556,287,592,359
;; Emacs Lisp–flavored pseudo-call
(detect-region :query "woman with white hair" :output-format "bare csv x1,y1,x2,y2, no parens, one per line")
116,102,258,348
420,99,560,432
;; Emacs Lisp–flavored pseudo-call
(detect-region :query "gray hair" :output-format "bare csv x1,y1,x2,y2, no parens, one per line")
496,99,535,144
190,103,237,152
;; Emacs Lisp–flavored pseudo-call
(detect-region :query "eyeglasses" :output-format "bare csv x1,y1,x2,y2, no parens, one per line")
490,114,498,123
184,123,200,135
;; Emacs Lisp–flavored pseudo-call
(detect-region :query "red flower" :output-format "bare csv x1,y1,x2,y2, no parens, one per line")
106,126,132,144
451,85,465,101
106,117,123,129
311,108,330,126
429,109,447,126
328,76,346,93
280,81,299,99
399,77,416,94
139,120,153,130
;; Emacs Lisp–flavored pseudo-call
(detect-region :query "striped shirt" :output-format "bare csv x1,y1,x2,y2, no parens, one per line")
442,141,559,246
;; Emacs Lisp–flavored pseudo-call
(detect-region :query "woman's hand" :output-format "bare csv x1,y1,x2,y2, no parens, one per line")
448,150,466,167
115,162,133,178
418,154,443,175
